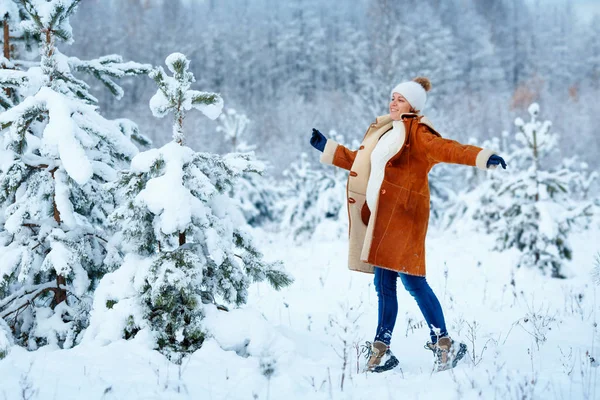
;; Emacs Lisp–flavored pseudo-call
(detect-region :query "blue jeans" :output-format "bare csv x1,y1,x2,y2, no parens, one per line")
373,266,447,345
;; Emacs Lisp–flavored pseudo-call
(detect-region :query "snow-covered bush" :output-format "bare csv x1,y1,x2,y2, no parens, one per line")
0,0,149,349
278,152,345,241
217,108,281,226
86,53,292,362
233,169,283,227
593,253,600,286
326,299,365,388
278,130,353,241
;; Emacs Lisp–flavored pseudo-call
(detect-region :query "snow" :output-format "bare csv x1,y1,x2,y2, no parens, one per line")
165,52,189,74
83,254,153,347
0,246,22,283
0,150,14,171
31,302,75,348
41,232,72,277
148,89,170,118
190,90,224,120
204,226,225,265
130,147,162,172
514,117,525,127
537,201,559,237
20,87,94,184
0,69,28,88
133,142,208,235
0,1,19,25
1,216,598,399
20,67,47,97
0,318,12,357
53,168,78,229
529,102,540,117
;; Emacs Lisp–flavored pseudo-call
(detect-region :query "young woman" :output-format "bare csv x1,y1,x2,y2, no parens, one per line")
309,77,507,372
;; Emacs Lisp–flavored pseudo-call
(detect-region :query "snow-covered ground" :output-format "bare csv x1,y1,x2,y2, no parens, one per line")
1,219,599,400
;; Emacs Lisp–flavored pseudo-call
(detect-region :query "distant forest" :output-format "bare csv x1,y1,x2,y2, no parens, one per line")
71,0,600,176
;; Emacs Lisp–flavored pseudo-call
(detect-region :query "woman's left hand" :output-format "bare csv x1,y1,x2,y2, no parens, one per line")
486,154,507,169
310,128,327,152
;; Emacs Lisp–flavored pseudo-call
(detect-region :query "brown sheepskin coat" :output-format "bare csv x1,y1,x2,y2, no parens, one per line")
320,113,497,276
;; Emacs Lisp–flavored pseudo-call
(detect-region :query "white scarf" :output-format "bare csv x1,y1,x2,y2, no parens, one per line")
366,120,405,210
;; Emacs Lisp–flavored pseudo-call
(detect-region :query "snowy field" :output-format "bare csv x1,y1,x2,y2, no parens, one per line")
1,218,598,400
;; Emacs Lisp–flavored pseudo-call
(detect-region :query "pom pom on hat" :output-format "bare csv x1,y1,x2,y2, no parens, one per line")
413,76,431,92
390,76,431,113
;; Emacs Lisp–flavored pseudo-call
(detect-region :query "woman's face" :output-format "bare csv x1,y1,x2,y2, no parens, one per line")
389,92,412,120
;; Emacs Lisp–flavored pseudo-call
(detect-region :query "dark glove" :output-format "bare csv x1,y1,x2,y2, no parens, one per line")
486,154,507,169
310,128,327,152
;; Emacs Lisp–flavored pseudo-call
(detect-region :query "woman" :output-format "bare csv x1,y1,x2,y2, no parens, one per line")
309,77,506,373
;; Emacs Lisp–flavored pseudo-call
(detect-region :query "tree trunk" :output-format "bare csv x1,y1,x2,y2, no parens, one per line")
3,17,11,98
49,167,67,307
3,17,9,59
54,275,67,306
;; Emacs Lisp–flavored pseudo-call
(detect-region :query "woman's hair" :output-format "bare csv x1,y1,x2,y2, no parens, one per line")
413,76,431,92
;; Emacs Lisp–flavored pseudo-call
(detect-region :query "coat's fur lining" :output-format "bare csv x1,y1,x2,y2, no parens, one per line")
320,139,339,165
475,148,497,170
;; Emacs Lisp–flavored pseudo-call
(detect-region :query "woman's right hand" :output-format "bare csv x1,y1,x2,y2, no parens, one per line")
310,128,327,152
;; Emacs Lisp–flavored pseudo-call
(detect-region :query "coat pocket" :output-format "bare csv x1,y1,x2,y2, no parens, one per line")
347,190,368,235
361,202,371,225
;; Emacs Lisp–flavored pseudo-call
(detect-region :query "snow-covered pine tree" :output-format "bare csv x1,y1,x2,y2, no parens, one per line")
88,53,292,362
216,108,280,227
487,103,594,278
559,156,598,202
0,0,150,349
0,0,40,112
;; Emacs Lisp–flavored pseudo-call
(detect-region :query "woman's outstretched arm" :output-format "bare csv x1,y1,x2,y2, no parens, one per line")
320,139,358,171
419,126,497,170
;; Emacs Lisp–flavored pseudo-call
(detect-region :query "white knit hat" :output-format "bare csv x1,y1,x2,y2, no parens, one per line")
390,77,431,113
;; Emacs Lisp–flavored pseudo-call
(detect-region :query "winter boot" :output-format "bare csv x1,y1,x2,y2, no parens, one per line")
424,336,467,371
363,340,399,373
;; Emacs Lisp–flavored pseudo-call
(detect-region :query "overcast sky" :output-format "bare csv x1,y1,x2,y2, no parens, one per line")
527,0,600,22
577,0,600,21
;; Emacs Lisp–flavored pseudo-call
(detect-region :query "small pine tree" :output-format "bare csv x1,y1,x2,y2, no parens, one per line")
217,108,252,153
0,0,150,349
216,108,280,226
90,53,292,362
485,104,593,278
593,253,600,286
235,170,283,227
279,130,349,241
325,298,365,388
